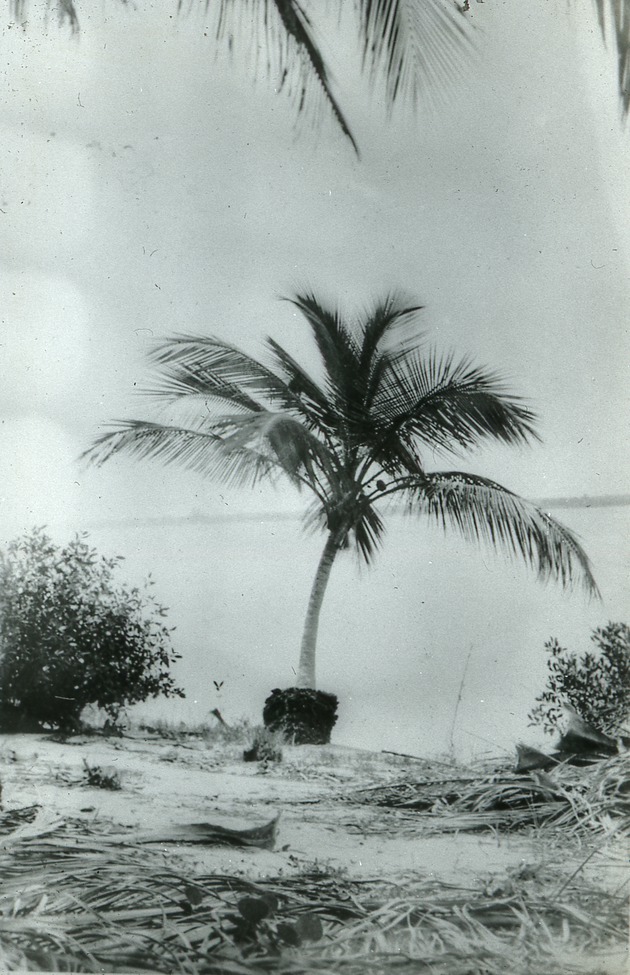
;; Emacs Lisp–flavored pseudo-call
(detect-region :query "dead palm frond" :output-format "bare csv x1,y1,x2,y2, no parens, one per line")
0,806,626,974
343,752,630,836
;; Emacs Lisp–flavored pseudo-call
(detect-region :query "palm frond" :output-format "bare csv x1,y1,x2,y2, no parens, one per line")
285,292,426,438
270,0,359,152
303,490,386,564
149,335,302,411
11,0,80,31
406,471,600,596
83,411,336,493
264,337,340,433
215,410,337,486
207,0,359,152
351,499,386,563
356,0,472,110
82,419,283,489
285,293,362,408
351,294,427,422
591,0,630,117
358,294,425,376
372,350,540,455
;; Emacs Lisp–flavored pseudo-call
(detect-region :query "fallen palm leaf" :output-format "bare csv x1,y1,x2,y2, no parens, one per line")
0,810,626,975
342,753,630,836
127,813,280,849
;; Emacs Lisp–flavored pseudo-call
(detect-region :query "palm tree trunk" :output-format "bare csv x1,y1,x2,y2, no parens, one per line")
297,532,340,689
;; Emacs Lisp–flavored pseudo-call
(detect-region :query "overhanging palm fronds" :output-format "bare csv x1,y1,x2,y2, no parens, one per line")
11,0,81,31
208,0,360,153
357,0,473,109
408,471,599,596
10,1,629,148
592,0,630,117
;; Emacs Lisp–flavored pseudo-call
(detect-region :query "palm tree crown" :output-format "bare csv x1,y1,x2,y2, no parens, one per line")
84,293,598,688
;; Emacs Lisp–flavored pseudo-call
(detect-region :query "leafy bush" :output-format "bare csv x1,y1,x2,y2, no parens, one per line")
529,622,630,736
0,529,184,732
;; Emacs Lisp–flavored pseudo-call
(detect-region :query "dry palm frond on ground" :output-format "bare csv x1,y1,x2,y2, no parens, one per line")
0,807,626,975
342,753,630,835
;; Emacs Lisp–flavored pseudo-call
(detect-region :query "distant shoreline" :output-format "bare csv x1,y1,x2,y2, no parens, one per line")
534,494,630,510
84,494,630,530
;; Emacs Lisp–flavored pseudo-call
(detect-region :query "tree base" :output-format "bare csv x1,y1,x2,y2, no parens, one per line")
262,687,338,745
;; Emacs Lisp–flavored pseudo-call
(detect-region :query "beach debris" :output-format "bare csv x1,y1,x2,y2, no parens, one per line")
342,753,630,835
515,744,559,772
0,824,625,975
210,706,229,727
556,713,626,760
517,715,630,773
0,802,280,850
0,803,41,834
131,812,281,849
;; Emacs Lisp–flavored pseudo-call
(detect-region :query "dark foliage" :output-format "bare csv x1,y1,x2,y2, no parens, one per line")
224,892,323,952
529,622,630,736
263,687,338,744
0,528,184,733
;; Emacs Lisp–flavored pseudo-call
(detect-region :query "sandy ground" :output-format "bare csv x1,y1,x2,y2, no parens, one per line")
0,731,624,896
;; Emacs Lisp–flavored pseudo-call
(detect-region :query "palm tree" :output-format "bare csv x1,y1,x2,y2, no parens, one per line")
11,1,629,153
84,292,599,701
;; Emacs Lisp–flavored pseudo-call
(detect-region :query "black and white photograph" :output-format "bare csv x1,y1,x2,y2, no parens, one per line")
0,1,628,972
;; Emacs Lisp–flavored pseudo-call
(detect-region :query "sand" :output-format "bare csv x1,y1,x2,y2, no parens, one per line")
0,730,622,892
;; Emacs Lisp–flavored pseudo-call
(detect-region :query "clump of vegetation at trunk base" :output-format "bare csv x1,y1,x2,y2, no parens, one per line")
529,622,630,736
263,688,338,745
0,528,184,733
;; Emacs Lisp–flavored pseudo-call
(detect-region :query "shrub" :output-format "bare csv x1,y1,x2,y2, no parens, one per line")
243,727,283,763
0,528,184,732
529,622,630,736
82,759,122,791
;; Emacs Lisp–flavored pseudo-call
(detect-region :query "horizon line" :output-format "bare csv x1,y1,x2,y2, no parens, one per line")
81,492,630,530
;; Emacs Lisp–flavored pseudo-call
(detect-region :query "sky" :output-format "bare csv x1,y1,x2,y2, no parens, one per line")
1,0,629,540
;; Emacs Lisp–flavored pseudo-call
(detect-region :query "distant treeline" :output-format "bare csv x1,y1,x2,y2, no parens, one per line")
85,495,630,530
533,495,630,510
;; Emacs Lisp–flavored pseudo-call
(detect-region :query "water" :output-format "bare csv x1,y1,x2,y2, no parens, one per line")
86,505,629,761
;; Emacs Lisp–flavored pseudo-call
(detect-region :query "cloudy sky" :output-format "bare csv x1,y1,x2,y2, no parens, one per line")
1,0,629,540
